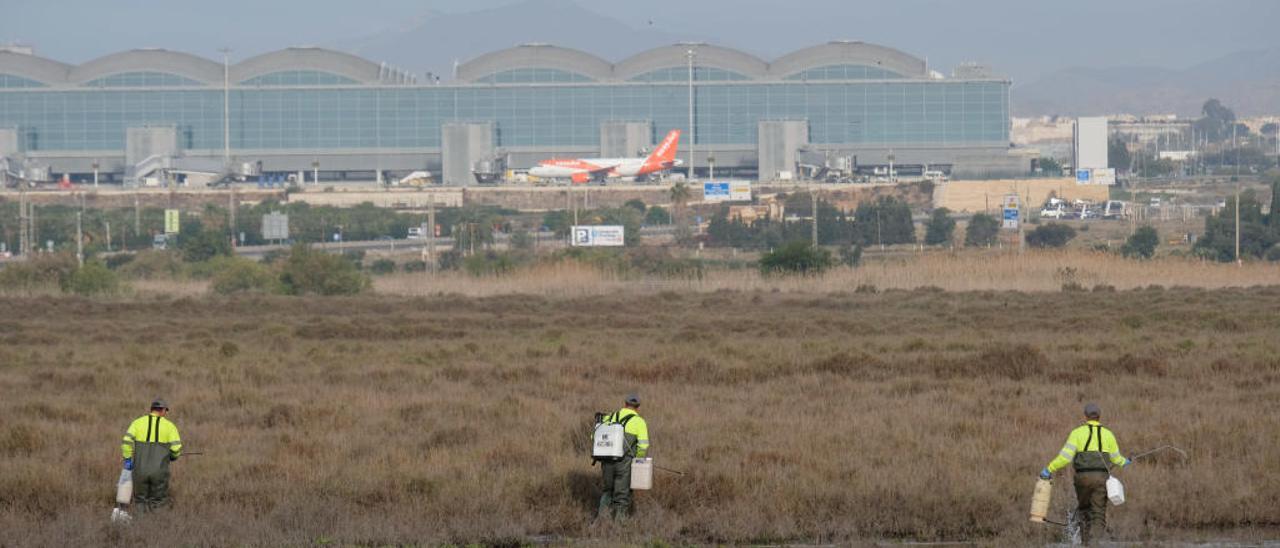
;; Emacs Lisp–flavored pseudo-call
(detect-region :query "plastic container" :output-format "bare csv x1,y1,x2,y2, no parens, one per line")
115,469,133,505
1029,478,1052,522
631,458,653,490
1106,476,1125,505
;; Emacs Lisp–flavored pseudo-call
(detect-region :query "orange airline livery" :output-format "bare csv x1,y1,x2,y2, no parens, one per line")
528,129,683,183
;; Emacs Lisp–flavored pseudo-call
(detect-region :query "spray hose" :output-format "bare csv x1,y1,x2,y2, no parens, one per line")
1131,445,1188,462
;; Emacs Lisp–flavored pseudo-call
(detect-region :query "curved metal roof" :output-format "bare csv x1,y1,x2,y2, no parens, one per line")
69,49,222,85
0,51,73,86
615,43,768,81
232,47,383,84
457,43,611,83
769,41,927,79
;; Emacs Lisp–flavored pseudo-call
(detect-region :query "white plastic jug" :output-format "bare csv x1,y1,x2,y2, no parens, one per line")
1106,476,1125,506
115,469,133,505
592,423,625,459
1029,478,1052,522
630,458,653,490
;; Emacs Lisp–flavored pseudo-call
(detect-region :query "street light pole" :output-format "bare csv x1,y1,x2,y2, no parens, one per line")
219,48,231,167
687,48,695,181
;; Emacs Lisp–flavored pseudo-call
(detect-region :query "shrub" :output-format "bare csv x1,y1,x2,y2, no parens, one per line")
278,245,370,296
1121,226,1159,259
1026,223,1077,248
117,250,187,280
402,260,428,273
210,258,278,295
0,253,78,292
839,245,863,267
463,251,525,277
759,241,834,275
510,229,534,251
370,259,397,275
924,208,955,246
103,253,136,270
63,262,122,296
964,214,1001,247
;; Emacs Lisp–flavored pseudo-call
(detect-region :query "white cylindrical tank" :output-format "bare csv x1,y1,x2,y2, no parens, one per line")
631,458,653,490
1029,478,1051,522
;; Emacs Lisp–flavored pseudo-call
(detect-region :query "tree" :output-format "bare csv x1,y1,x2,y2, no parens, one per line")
964,213,1001,247
644,205,669,226
1269,179,1280,228
924,208,956,246
180,228,232,263
1026,223,1077,248
1109,138,1132,174
1121,226,1159,259
1037,157,1063,175
1262,123,1279,137
1193,98,1237,143
1194,190,1276,261
759,241,834,275
623,199,647,214
669,182,692,227
852,197,915,247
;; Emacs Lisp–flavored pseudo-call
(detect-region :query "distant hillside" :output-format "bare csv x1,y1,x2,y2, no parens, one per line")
1014,49,1280,117
329,0,692,80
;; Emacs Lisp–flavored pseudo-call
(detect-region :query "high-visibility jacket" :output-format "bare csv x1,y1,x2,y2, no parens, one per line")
122,412,182,461
604,408,650,458
1046,420,1126,474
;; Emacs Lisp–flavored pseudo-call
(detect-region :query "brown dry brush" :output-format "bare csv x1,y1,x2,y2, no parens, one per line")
1,288,1279,546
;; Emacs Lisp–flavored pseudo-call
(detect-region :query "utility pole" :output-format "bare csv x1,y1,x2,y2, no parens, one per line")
1235,188,1241,266
17,187,27,256
75,210,83,267
811,189,818,246
427,198,437,273
92,161,99,188
229,184,236,248
134,192,141,237
687,48,695,181
105,221,112,252
219,47,232,167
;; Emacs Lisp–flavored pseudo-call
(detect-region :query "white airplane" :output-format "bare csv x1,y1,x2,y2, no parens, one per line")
528,129,683,183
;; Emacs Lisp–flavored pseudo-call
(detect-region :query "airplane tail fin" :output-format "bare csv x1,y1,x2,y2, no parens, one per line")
643,130,681,168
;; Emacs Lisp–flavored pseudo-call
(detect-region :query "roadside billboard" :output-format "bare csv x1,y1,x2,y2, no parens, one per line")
1002,194,1020,230
1076,168,1116,186
164,209,180,234
703,181,752,202
262,212,289,241
571,225,625,247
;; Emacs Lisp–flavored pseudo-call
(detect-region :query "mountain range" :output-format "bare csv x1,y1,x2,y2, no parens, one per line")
326,0,1279,117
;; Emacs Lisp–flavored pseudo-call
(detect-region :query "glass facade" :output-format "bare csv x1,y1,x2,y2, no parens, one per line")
0,73,47,88
784,64,903,80
82,71,206,88
628,67,750,82
240,70,359,87
474,68,592,83
0,78,1008,153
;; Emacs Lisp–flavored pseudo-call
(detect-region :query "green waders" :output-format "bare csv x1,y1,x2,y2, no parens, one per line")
1074,471,1109,544
132,439,175,511
598,455,634,520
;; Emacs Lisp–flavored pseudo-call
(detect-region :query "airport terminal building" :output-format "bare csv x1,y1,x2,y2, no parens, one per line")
0,41,1022,184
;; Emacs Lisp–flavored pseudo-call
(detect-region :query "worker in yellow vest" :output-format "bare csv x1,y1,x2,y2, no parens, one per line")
597,394,650,520
1040,403,1130,544
122,399,183,511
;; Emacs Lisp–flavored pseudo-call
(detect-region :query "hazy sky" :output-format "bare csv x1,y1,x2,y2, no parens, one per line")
3,0,1277,83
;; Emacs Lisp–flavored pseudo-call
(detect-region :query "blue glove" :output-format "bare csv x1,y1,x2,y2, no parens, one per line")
1039,467,1052,480
123,458,133,471
1124,458,1133,467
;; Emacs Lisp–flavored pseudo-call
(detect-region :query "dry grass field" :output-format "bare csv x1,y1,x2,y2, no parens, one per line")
2,284,1279,546
374,250,1280,297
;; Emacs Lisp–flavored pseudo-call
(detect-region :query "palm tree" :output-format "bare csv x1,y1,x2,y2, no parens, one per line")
669,182,692,227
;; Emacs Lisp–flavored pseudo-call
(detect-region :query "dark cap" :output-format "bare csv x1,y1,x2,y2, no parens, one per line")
1084,403,1101,418
150,399,169,410
625,394,641,406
